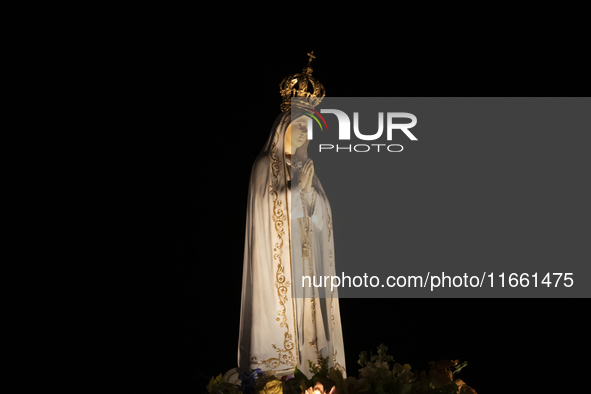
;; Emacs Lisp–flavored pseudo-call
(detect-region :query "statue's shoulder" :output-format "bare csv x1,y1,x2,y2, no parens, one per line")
250,153,271,178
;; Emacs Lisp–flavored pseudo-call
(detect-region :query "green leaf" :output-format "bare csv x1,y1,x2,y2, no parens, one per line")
375,385,388,394
328,367,344,394
453,361,468,375
294,365,311,387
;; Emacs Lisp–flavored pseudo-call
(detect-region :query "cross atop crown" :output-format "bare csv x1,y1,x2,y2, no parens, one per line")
306,51,316,67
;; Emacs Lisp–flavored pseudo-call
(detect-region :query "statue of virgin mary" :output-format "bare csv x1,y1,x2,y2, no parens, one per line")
238,52,346,379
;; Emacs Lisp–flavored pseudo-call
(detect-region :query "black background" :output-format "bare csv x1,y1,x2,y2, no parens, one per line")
61,2,589,392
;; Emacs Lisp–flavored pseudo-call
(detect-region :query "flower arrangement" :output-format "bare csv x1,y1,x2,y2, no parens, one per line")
206,344,477,394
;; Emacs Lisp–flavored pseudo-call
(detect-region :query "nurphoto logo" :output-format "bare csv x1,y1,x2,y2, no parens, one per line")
305,109,418,153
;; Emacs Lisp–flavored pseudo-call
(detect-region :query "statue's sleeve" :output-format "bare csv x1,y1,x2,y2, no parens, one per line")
291,182,304,219
291,184,322,228
309,190,325,231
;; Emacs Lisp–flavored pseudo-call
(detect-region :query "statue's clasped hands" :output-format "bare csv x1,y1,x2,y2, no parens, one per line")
298,159,314,193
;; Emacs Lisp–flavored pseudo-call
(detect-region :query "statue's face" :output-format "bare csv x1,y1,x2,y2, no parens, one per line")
286,117,308,153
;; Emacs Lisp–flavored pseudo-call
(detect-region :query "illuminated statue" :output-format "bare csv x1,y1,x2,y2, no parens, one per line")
238,52,346,379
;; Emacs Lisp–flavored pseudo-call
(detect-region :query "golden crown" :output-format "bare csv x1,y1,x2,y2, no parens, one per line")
279,51,326,112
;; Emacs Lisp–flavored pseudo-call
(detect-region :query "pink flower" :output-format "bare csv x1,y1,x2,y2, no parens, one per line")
304,382,336,394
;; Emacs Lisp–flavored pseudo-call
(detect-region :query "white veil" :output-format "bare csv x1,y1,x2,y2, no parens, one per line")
238,109,346,378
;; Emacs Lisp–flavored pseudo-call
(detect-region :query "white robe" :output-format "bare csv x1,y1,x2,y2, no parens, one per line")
238,111,346,379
